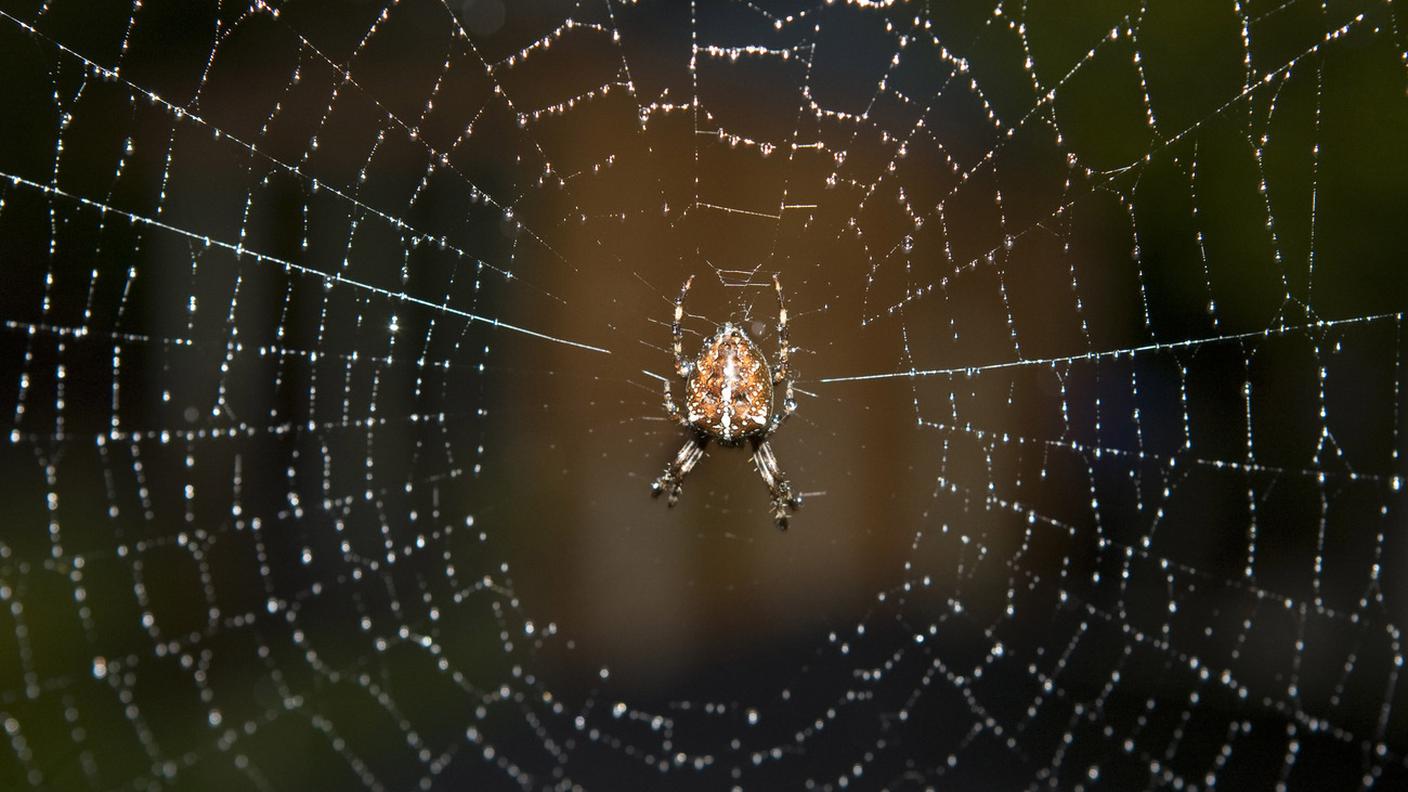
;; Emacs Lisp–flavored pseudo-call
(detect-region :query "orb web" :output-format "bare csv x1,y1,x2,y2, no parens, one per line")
0,0,1405,789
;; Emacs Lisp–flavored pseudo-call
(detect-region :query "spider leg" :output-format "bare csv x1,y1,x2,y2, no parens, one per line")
770,274,797,433
661,376,688,427
750,437,801,530
651,433,708,507
766,403,796,436
673,275,695,378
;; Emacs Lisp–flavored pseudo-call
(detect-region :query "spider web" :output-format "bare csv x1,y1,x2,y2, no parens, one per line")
1,0,1406,789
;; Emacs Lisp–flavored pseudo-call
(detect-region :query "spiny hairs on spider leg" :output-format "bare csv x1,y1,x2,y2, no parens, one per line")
651,275,801,529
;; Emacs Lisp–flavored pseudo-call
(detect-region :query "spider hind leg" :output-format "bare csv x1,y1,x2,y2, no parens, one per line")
652,433,708,506
672,275,695,378
751,437,802,530
769,274,797,434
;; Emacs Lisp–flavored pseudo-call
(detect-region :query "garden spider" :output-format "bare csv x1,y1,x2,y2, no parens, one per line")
651,275,801,529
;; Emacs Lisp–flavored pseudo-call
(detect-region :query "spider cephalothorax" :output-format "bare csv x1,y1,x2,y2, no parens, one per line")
651,275,801,529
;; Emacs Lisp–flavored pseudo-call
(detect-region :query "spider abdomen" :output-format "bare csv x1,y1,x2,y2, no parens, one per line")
685,324,773,443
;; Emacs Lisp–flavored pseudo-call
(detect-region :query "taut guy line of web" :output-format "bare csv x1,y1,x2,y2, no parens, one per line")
0,170,613,354
817,312,1402,383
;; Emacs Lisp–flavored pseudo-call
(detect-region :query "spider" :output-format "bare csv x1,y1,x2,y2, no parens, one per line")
651,274,801,529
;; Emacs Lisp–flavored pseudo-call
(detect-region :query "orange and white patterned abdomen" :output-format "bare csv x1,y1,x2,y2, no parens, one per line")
684,326,773,443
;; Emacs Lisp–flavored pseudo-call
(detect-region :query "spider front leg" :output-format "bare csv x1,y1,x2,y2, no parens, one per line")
750,437,801,530
652,433,708,506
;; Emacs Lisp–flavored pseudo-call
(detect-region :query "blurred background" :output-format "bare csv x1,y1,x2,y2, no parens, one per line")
0,0,1405,789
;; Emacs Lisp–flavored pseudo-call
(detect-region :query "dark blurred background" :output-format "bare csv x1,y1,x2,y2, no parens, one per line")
0,0,1405,789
